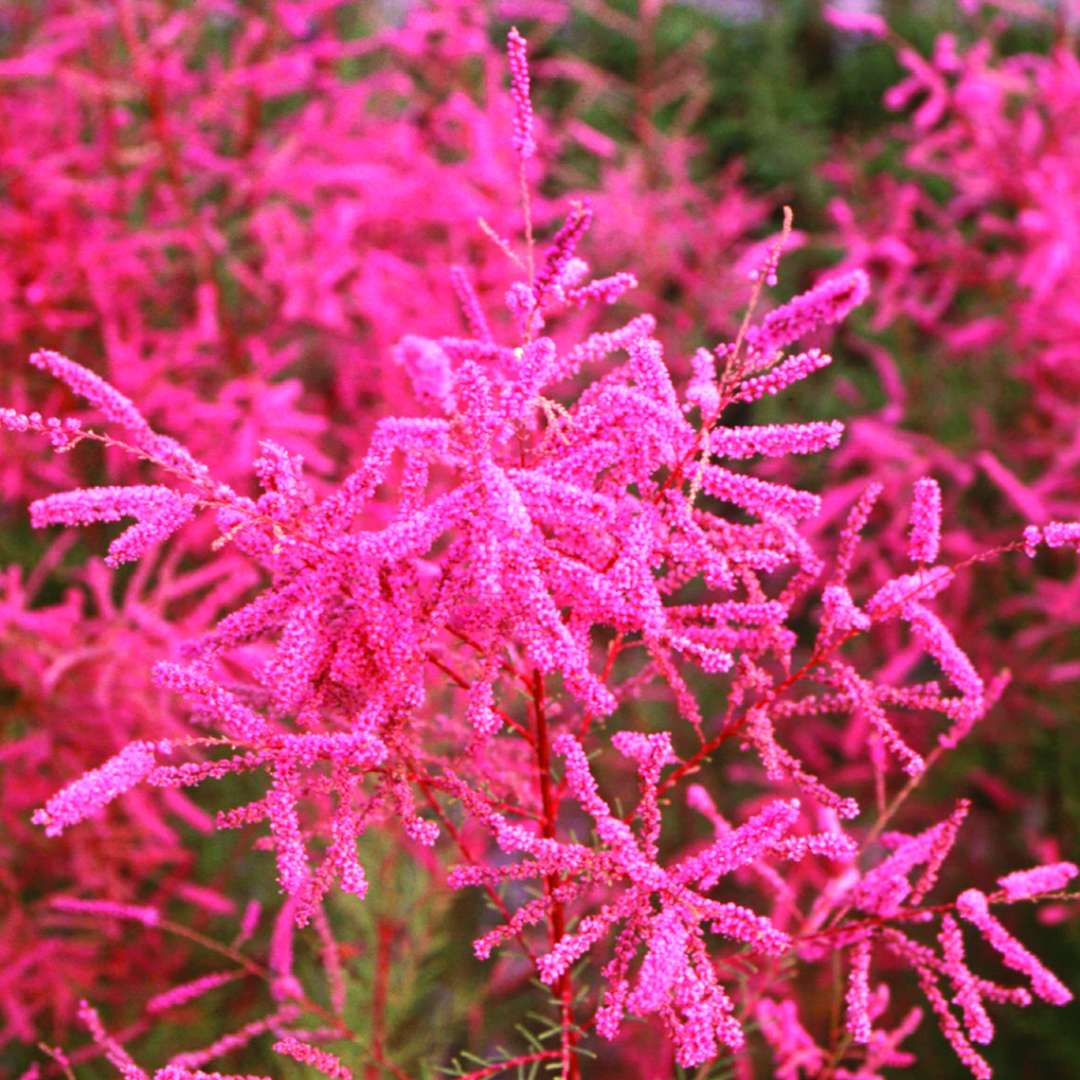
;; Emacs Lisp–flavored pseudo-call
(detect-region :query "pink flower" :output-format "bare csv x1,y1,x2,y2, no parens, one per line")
32,742,158,837
956,888,1072,1005
272,1036,352,1080
824,5,888,39
31,486,198,568
997,861,1078,901
908,477,943,564
844,938,873,1044
506,28,535,161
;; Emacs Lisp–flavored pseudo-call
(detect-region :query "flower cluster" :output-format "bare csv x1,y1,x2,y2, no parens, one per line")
2,7,1078,1080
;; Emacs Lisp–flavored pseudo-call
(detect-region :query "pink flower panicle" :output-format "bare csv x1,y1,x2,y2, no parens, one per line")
824,661,924,777
698,466,822,522
956,888,1073,1006
78,997,276,1080
824,5,888,39
884,928,993,1080
939,914,994,1046
820,584,871,639
449,265,492,343
755,998,826,1078
237,900,262,946
732,348,833,404
147,971,245,1014
29,349,154,445
744,270,870,359
1023,521,1080,556
563,269,638,308
27,350,208,478
77,1000,147,1080
272,1036,352,1080
908,476,942,564
687,348,720,415
854,800,970,916
392,337,455,410
31,486,198,568
833,480,883,586
151,664,273,744
764,989,924,1080
51,897,161,928
506,28,535,161
742,705,861,820
532,199,594,309
747,222,788,288
0,405,83,450
1022,525,1042,558
844,938,873,1044
905,602,984,703
32,741,158,837
709,420,844,460
996,861,1078,901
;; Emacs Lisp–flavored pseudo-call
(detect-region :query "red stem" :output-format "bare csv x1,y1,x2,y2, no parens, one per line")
531,670,579,1080
366,917,395,1080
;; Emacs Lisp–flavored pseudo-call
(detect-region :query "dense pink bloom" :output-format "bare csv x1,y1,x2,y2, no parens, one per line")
853,801,970,916
452,731,852,1066
1,10,1077,1080
939,914,994,1046
733,347,833,403
32,486,198,568
77,999,147,1080
744,270,870,357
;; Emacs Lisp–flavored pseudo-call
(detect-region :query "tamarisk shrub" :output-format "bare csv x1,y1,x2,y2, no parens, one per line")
0,0,773,1060
820,2,1080,935
6,19,1080,1080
